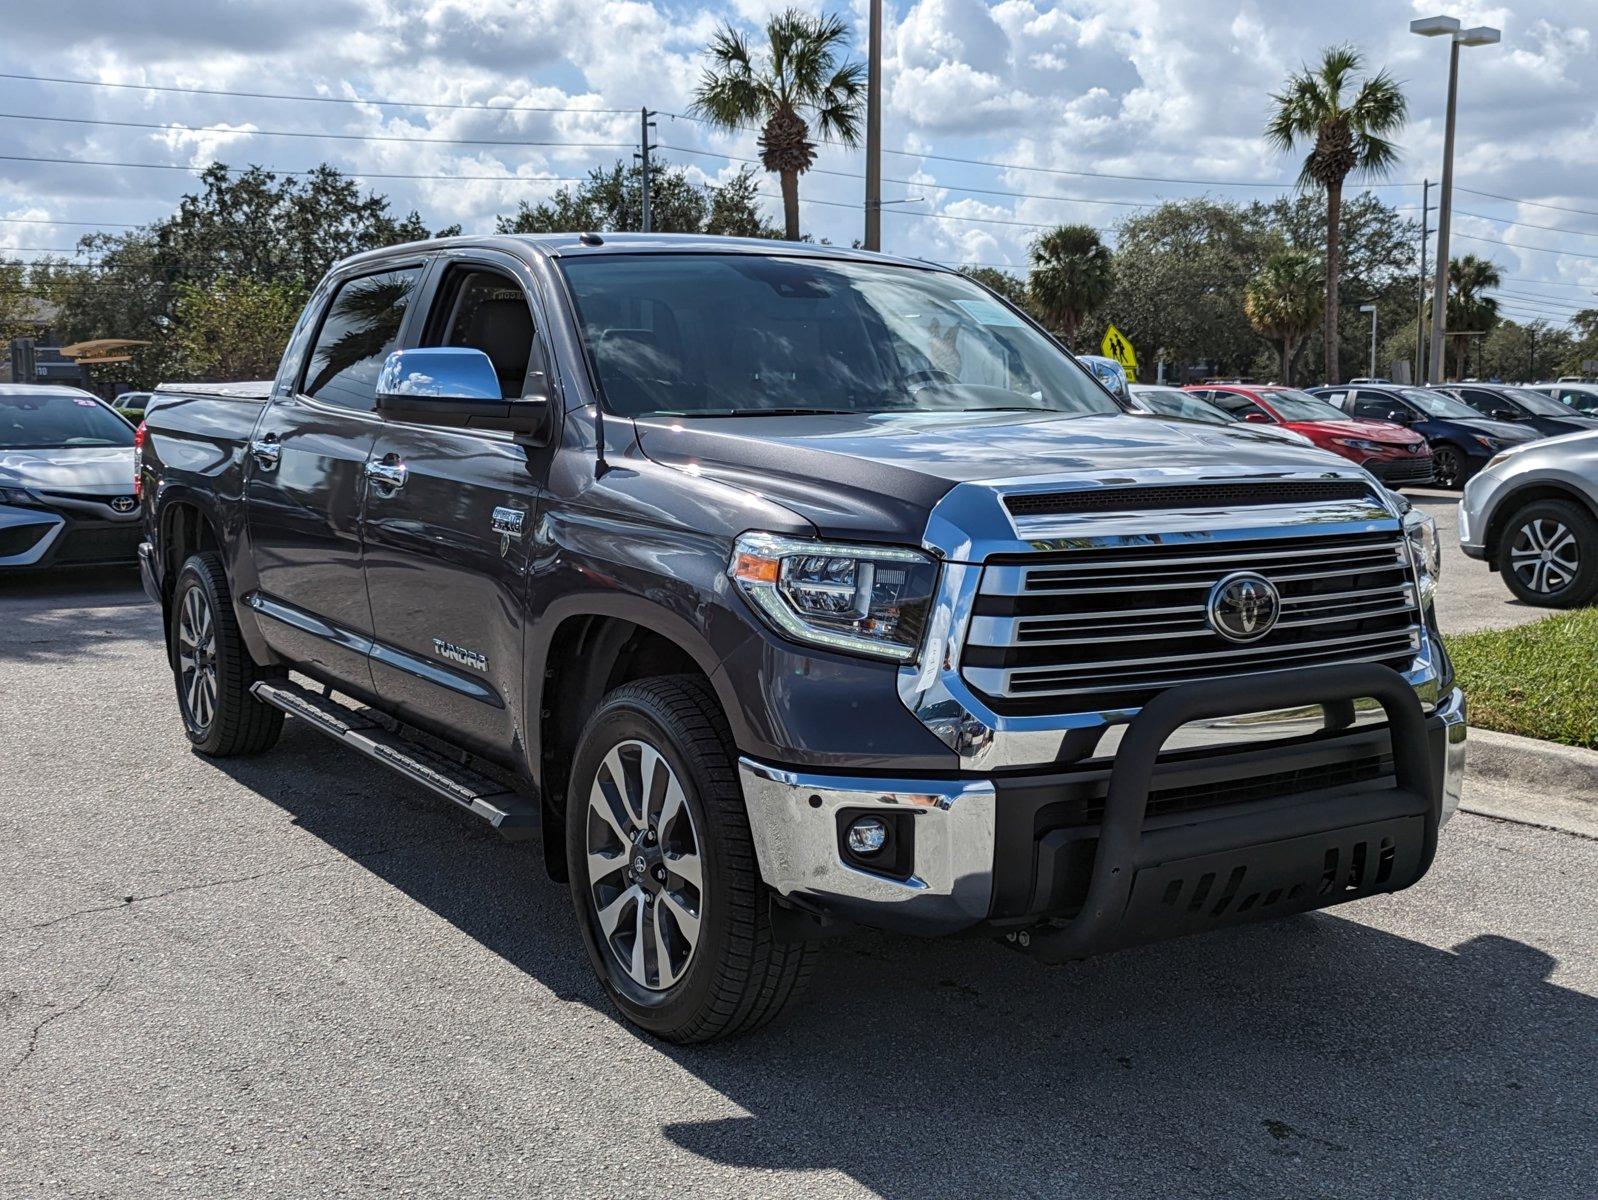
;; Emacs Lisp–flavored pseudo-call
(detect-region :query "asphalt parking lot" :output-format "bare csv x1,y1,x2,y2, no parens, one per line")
1405,487,1546,635
3,569,1593,1199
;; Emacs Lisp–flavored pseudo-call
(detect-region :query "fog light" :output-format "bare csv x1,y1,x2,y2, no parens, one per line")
846,816,889,857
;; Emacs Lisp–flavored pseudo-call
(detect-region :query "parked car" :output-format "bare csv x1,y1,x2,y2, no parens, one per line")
1526,381,1598,415
1311,383,1537,489
1459,429,1598,607
1438,383,1598,438
111,391,154,424
1188,383,1435,487
1127,383,1314,446
138,233,1466,1042
0,384,142,570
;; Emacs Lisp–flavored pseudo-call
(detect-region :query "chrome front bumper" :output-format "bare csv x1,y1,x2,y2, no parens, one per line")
740,686,1467,935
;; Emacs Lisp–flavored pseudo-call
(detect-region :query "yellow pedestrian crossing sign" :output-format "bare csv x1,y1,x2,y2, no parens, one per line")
1101,325,1138,382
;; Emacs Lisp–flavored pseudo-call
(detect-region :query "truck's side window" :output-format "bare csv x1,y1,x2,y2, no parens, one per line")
301,267,424,411
424,268,536,400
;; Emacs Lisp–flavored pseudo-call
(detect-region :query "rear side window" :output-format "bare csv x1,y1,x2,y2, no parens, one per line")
301,267,424,411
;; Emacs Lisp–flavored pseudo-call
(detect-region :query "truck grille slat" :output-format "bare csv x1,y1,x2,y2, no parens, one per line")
962,528,1421,712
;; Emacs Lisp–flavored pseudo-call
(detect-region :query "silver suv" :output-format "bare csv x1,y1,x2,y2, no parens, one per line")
1459,429,1598,607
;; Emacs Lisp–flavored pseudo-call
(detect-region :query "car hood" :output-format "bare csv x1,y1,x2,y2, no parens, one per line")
0,446,135,493
1439,416,1536,442
1546,415,1598,432
632,410,1368,539
1295,418,1425,446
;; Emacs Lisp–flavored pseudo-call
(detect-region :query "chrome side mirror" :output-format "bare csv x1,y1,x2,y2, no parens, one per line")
377,348,548,435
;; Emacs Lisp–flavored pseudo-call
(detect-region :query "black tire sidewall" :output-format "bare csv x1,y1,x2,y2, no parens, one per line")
1499,500,1598,608
565,692,737,1035
170,556,239,753
1434,445,1464,489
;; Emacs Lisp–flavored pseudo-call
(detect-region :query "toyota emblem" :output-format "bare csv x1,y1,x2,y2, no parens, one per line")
110,495,137,513
1206,571,1281,642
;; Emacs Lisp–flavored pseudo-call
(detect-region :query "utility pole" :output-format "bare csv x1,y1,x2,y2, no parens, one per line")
863,0,883,251
1412,17,1501,384
637,107,657,233
1416,179,1430,383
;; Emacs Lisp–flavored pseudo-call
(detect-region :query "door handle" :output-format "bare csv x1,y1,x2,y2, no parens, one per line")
364,458,408,491
249,437,281,470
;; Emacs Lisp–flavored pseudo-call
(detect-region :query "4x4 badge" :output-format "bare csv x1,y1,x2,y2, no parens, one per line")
491,506,526,556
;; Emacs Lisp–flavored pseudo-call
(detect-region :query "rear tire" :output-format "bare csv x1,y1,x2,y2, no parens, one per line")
566,674,818,1043
169,552,284,756
1498,499,1598,608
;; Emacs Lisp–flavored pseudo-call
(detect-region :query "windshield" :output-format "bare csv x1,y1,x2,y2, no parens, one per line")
1134,387,1232,425
559,254,1121,419
1400,387,1481,419
0,392,135,449
1503,387,1578,416
1258,389,1350,422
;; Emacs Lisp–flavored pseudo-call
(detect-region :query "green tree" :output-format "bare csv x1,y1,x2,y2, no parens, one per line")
1244,249,1323,383
155,275,309,384
1266,45,1407,384
497,161,777,237
690,9,865,240
1445,254,1501,379
1028,225,1114,346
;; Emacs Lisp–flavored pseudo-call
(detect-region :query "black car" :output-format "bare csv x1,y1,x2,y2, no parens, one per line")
1311,383,1538,488
1440,384,1598,438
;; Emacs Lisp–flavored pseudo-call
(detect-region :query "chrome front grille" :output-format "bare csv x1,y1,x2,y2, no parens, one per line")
960,529,1422,712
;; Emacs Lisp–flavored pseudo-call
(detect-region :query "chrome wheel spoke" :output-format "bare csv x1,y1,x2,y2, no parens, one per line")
585,736,704,992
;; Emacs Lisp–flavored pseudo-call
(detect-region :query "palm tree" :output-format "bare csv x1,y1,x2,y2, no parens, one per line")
1265,45,1406,385
1446,254,1501,379
1028,225,1114,346
690,10,865,241
1244,250,1323,384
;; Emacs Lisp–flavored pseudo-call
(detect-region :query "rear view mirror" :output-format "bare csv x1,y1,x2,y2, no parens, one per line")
1385,409,1412,424
1492,409,1519,422
1243,412,1272,424
377,347,548,435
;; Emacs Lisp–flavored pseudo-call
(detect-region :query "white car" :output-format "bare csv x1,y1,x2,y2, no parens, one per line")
1526,381,1598,416
1458,428,1598,607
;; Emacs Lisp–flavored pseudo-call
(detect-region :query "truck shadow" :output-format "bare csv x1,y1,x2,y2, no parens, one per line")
215,725,1596,1200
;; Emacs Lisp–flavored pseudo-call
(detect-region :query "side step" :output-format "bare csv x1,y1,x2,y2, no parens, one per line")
251,679,542,839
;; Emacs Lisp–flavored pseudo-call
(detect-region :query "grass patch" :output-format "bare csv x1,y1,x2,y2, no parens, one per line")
1445,608,1598,750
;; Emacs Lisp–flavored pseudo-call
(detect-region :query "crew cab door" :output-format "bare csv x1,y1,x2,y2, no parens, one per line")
243,261,428,697
360,253,555,763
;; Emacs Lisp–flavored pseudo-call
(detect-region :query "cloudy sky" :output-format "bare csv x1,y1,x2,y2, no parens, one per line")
2,0,1595,326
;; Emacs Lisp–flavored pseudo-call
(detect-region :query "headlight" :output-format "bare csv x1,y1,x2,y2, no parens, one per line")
1333,437,1388,453
1471,434,1501,451
1403,507,1441,587
729,532,939,661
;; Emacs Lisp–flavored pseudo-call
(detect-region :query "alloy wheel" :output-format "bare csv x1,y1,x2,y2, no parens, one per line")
1510,518,1579,595
585,739,704,991
176,585,219,730
1434,447,1462,489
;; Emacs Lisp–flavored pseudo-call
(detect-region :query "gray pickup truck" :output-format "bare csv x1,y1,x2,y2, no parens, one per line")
139,234,1467,1042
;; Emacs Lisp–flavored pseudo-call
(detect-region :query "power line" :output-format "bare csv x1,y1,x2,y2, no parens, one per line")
0,110,632,151
0,215,141,229
1455,208,1598,243
0,71,634,116
1457,186,1598,222
1501,274,1598,293
1453,230,1598,263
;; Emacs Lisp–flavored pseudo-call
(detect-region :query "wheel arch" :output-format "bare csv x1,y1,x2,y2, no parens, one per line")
1483,481,1598,564
530,595,742,881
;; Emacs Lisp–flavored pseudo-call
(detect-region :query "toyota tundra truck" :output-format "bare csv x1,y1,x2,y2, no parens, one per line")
138,234,1467,1042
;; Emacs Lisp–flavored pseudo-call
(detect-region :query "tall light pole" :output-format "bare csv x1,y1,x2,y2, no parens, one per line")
864,0,882,251
1360,304,1379,379
1411,16,1500,384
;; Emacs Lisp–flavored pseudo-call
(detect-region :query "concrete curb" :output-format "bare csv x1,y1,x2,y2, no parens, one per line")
1466,726,1598,808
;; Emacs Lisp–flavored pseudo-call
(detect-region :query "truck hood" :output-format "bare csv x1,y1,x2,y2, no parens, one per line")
0,445,135,493
632,410,1365,539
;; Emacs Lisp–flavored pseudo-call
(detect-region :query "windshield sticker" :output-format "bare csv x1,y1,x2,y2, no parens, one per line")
74,398,97,406
954,299,1027,328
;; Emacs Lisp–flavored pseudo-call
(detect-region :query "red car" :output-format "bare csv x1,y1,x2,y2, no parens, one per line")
1186,384,1435,487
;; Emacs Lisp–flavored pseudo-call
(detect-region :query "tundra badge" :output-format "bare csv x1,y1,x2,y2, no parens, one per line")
433,638,488,673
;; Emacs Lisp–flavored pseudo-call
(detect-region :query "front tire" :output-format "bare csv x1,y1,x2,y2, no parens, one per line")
169,552,284,756
566,675,817,1043
1499,499,1598,608
1432,444,1467,490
